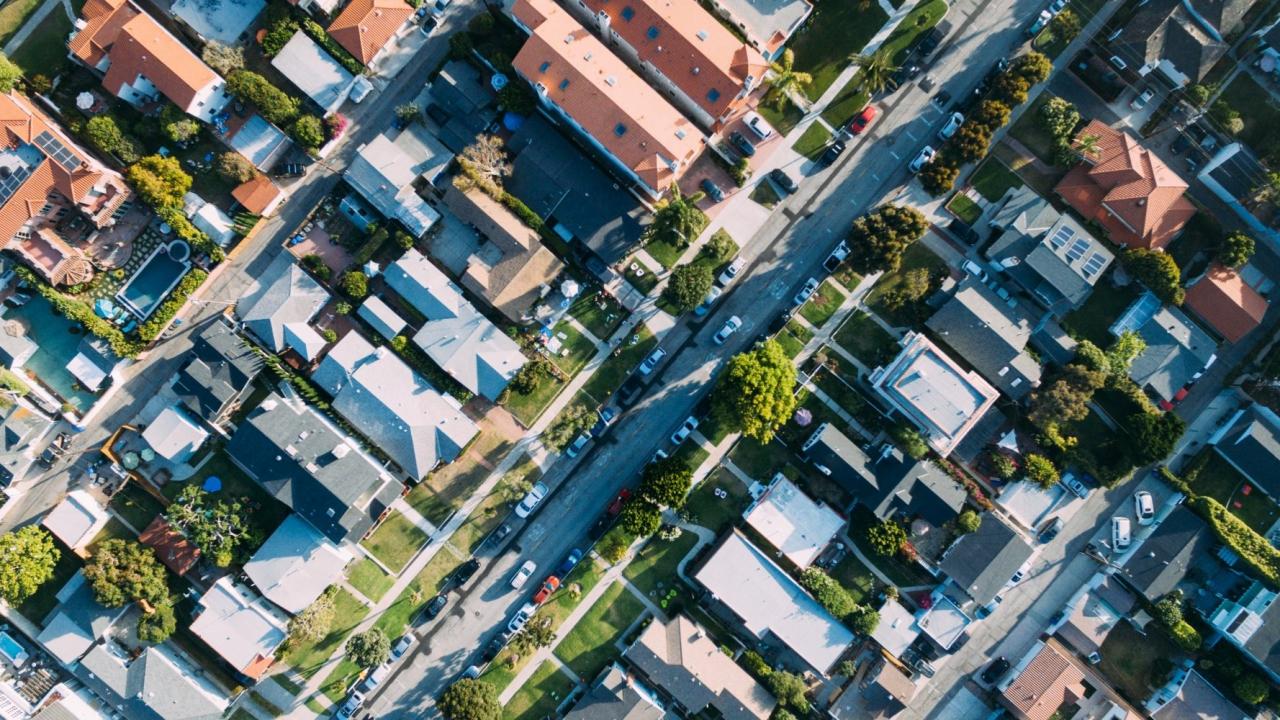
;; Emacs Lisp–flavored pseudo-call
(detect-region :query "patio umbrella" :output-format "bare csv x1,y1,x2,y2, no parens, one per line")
76,93,94,110
793,408,813,426
560,279,580,299
139,448,155,462
121,452,139,470
93,298,116,318
203,475,222,493
503,112,525,131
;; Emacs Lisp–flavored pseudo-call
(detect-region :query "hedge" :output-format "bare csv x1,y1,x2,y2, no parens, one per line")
352,226,390,266
155,207,224,261
300,19,366,76
226,71,299,126
15,267,142,357
1190,495,1280,587
138,268,208,341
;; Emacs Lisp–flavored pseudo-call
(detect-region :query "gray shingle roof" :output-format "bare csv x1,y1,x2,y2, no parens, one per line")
1112,0,1250,82
1212,404,1280,498
173,320,261,423
76,643,228,720
926,278,1041,399
939,512,1033,606
1118,506,1213,602
565,665,664,720
236,254,329,353
1129,304,1218,402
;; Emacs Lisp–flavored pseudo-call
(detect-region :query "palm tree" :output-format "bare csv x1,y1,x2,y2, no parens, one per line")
1076,133,1102,160
766,49,813,109
646,184,707,249
850,48,898,97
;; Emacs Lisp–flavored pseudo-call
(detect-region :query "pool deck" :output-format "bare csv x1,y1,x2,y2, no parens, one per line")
116,242,192,320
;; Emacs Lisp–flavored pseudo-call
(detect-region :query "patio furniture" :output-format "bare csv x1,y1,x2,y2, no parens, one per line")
121,452,139,470
140,448,155,463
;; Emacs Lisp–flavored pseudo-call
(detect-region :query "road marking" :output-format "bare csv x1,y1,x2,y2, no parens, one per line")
904,129,917,140
888,151,900,160
523,523,546,544
767,279,788,299
870,173,880,183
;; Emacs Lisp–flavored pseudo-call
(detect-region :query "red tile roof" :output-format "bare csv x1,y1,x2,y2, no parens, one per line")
577,0,766,121
1185,264,1268,343
1002,644,1087,720
232,175,283,216
139,516,201,576
328,0,413,65
1054,120,1196,249
512,0,706,194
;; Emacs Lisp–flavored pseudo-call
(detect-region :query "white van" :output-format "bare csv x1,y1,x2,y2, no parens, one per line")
1111,517,1131,551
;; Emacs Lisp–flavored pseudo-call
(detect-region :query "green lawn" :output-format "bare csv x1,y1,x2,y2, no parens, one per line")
569,292,627,340
673,442,710,474
1098,620,1186,704
834,311,899,368
553,582,645,680
792,123,833,160
9,7,72,78
580,325,657,403
504,371,566,428
798,279,846,329
108,481,165,532
947,194,982,224
283,588,369,678
821,84,869,129
816,354,887,432
787,0,889,101
727,437,788,482
644,237,686,270
164,451,290,544
504,661,576,720
1062,276,1140,347
549,320,598,376
969,158,1025,203
831,264,863,292
865,243,948,327
749,181,781,209
776,318,813,359
624,531,699,597
683,467,752,534
0,0,45,48
755,97,804,135
1219,73,1280,162
359,511,429,574
1008,94,1061,165
347,557,395,602
1192,451,1280,534
624,259,659,295
831,553,878,604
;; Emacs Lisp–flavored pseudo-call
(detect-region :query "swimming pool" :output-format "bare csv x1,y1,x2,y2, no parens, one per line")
0,630,28,666
14,296,100,412
117,241,191,319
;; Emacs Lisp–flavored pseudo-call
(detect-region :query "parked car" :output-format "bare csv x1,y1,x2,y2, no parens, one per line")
823,241,850,272
617,376,644,406
670,416,700,445
564,432,590,458
511,560,537,590
981,657,1011,684
479,636,505,664
1038,517,1063,543
1010,569,1025,584
729,131,756,157
1130,87,1155,111
514,483,549,518
694,286,723,316
768,168,798,194
938,112,964,140
639,347,668,375
423,593,448,619
451,559,480,587
419,15,439,35
793,277,820,306
391,634,415,660
1111,516,1132,550
556,549,584,577
1048,0,1067,14
590,407,618,438
1134,490,1155,525
700,178,725,203
718,257,746,286
1108,55,1127,71
909,145,937,173
428,0,452,16
713,316,743,344
848,105,877,134
1027,10,1052,36
744,111,775,140
606,489,632,516
460,666,481,680
818,140,846,167
1062,472,1090,499
1170,134,1191,154
532,577,561,604
506,603,536,634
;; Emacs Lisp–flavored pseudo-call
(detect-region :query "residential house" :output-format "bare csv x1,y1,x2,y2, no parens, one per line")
385,250,527,401
1001,640,1137,720
444,183,565,322
800,423,966,527
0,92,132,286
271,31,355,113
0,328,35,370
171,0,264,44
427,60,495,151
1056,578,1136,662
42,490,110,553
939,511,1033,608
565,664,664,720
1110,0,1254,86
926,278,1042,399
69,0,231,122
510,0,707,199
985,186,1114,316
624,615,776,719
328,0,413,67
1204,576,1280,682
68,336,120,392
189,576,288,681
1055,120,1196,250
855,657,916,719
1116,507,1214,602
227,392,405,545
141,404,209,463
1210,403,1280,499
566,0,768,130
702,0,811,60
916,594,972,650
694,529,854,675
312,332,478,479
244,514,353,614
1198,143,1280,247
236,253,331,361
171,319,262,428
225,114,293,171
869,332,1000,456
184,194,234,248
1113,296,1217,405
0,400,54,486
232,175,285,217
742,474,843,568
357,296,407,340
344,126,449,238
870,599,921,659
77,642,229,720
1146,668,1250,720
35,571,129,666
1184,264,1269,343
139,516,200,576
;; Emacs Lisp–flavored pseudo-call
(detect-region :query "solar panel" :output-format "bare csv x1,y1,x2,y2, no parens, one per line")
1065,237,1089,261
1048,225,1074,250
0,164,31,204
34,131,81,172
1082,252,1106,277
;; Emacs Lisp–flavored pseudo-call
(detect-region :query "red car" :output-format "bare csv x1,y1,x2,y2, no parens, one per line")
532,577,561,604
848,106,877,135
606,489,632,517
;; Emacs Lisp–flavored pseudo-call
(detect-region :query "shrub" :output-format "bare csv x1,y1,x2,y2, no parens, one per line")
730,157,751,186
1168,620,1202,651
227,71,299,125
956,509,981,534
662,263,714,313
596,526,634,564
0,53,19,93
261,19,298,56
1024,453,1059,488
202,41,244,75
127,155,191,210
798,568,856,619
1220,231,1255,269
497,83,536,115
919,160,959,195
620,499,662,536
86,116,140,164
291,114,326,148
1123,248,1185,305
1190,496,1280,585
866,520,906,557
1038,97,1080,140
990,452,1017,480
352,226,390,266
891,424,929,460
216,152,256,184
1234,673,1270,706
340,270,368,298
740,650,772,679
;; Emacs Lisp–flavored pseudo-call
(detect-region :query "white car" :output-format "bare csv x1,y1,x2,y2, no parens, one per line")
909,145,936,173
564,432,590,458
1130,88,1155,111
390,634,415,660
793,277,820,306
670,416,699,445
1108,55,1127,71
694,286,723,316
713,316,742,344
718,257,746,286
1134,491,1155,525
638,347,667,375
744,111,775,140
938,112,964,140
506,603,536,634
514,482,548,518
1111,516,1132,551
511,560,537,589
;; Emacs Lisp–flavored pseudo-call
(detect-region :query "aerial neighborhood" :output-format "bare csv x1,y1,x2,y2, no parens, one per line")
0,0,1274,718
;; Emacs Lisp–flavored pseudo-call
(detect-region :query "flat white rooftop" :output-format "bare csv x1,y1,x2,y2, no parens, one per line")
743,474,843,568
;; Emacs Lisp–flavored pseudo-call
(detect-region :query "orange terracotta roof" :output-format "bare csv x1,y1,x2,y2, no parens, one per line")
578,0,766,120
68,0,133,68
328,0,413,65
1056,120,1195,249
95,9,219,111
512,0,706,193
1185,264,1269,343
232,175,283,215
1002,644,1087,720
139,516,201,576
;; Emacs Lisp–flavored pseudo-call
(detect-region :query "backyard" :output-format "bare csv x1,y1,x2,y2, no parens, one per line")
504,661,576,720
1008,94,1060,165
1218,73,1280,163
1190,451,1280,535
162,451,291,543
969,157,1026,203
1097,621,1184,704
865,242,949,327
786,0,890,101
1062,275,1139,347
834,310,899,368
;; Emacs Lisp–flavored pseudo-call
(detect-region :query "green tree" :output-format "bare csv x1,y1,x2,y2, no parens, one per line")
766,49,812,108
85,116,136,163
1106,330,1146,376
340,270,369,299
990,452,1017,480
1186,83,1212,107
1169,619,1202,651
510,614,556,656
620,499,662,537
952,122,992,162
993,73,1031,105
346,628,391,668
972,99,1012,131
166,485,259,567
1012,51,1052,85
1124,248,1185,305
1220,231,1255,268
84,539,169,608
261,18,298,55
662,263,714,313
891,423,929,460
0,53,20,93
216,151,256,184
957,509,982,534
638,456,693,508
919,159,959,196
1127,411,1185,464
1234,673,1270,706
1024,453,1059,489
0,526,59,605
848,604,880,636
440,678,501,720
127,155,192,210
291,114,326,148
1048,8,1080,43
709,339,796,443
287,588,336,645
497,83,536,115
137,602,176,643
202,41,244,75
164,116,200,144
227,70,299,125
798,568,856,618
767,670,810,713
847,204,929,273
645,184,707,250
1029,364,1106,428
1154,591,1184,626
850,48,898,96
1038,97,1080,140
866,520,907,557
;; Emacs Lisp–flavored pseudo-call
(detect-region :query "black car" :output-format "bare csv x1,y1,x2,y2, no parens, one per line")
423,594,449,619
700,178,726,203
981,657,1010,684
818,140,846,167
590,407,618,437
729,131,756,157
768,168,798,194
479,637,505,664
425,104,451,125
451,559,480,588
617,376,644,408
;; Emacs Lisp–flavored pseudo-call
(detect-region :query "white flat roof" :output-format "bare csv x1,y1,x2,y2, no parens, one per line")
189,577,288,674
743,474,843,568
870,600,920,659
916,595,971,650
695,531,853,673
42,490,108,551
271,32,354,112
996,477,1065,531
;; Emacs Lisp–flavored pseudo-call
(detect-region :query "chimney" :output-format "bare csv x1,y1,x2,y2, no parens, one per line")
596,9,609,36
334,442,351,458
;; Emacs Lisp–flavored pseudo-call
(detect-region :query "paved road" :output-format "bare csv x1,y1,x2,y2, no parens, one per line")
367,0,1061,715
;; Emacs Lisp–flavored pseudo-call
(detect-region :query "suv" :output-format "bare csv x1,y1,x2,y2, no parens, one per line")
700,178,725,203
768,168,798,194
564,432,590,458
744,111,775,139
515,483,548,518
639,347,667,375
729,131,756,157
1134,491,1155,525
718,257,746,285
981,657,1010,684
451,559,480,588
617,376,644,407
793,277,820,306
670,416,700,445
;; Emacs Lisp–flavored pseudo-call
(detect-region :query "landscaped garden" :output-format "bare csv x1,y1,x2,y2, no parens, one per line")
969,158,1025,202
787,0,890,101
1062,275,1140,347
359,511,429,574
798,279,846,329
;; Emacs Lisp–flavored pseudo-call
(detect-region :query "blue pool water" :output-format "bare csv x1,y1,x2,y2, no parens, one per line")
0,630,27,665
117,242,191,319
18,296,99,412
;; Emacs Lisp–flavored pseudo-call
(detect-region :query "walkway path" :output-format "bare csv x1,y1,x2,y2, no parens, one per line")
2,0,71,55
